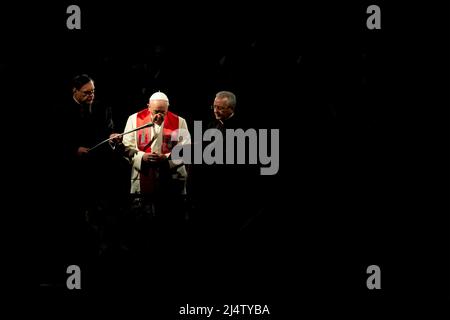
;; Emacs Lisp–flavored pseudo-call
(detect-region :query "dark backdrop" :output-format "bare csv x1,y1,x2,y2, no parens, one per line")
1,0,448,316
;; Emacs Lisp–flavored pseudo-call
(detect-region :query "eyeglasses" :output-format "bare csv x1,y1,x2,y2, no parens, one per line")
81,89,95,96
211,105,228,111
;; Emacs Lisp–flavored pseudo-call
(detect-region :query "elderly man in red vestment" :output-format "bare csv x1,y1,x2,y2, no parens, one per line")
122,91,191,227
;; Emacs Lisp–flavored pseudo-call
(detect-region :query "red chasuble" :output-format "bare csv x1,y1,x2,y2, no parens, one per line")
136,109,179,194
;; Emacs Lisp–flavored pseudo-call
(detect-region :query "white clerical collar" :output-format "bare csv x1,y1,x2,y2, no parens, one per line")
219,112,235,125
73,95,92,113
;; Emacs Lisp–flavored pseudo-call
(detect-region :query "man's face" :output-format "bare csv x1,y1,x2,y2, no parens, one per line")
148,100,169,125
213,97,233,121
73,81,95,105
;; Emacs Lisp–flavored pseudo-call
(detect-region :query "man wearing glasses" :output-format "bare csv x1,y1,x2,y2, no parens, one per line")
209,91,240,131
191,91,259,237
70,74,118,156
64,74,129,256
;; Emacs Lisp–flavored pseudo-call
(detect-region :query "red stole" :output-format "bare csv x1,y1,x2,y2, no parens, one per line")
136,109,179,194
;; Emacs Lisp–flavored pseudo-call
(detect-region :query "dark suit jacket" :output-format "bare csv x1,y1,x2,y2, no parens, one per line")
55,98,129,207
190,113,261,235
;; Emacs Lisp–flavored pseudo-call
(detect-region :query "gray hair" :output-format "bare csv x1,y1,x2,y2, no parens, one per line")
215,91,236,110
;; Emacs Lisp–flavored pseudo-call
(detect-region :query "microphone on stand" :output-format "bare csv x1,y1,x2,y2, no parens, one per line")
89,122,154,152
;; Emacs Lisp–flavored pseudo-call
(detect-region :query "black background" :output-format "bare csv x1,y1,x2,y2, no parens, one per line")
1,0,449,316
